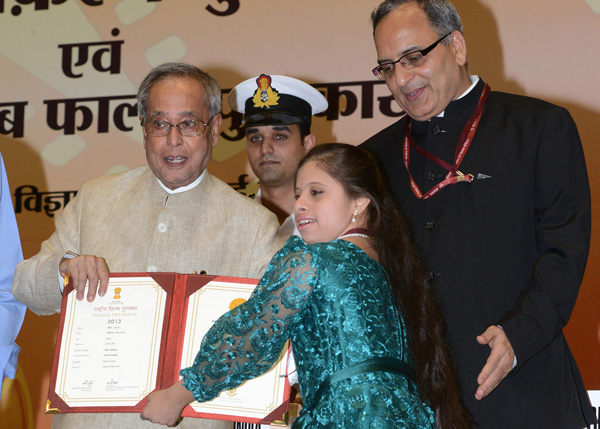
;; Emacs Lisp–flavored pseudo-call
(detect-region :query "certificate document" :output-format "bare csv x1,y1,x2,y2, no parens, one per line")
47,273,291,424
181,280,289,422
53,277,166,407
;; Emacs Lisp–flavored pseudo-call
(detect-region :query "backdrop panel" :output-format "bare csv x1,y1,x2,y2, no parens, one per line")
0,1,598,427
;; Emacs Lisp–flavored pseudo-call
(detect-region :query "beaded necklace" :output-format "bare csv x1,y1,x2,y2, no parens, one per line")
338,228,369,239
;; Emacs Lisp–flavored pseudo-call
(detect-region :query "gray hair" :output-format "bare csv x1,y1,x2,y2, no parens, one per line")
371,0,463,45
137,62,222,122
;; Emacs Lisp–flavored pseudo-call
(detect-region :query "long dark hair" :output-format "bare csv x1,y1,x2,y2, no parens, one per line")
298,143,471,428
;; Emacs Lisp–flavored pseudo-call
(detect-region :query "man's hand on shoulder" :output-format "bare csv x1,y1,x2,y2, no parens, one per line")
475,325,515,400
59,254,110,302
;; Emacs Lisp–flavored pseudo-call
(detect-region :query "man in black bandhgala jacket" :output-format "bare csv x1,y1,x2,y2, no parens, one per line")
362,1,596,428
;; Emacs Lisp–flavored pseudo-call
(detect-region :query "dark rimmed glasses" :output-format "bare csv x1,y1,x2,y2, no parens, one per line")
142,116,213,137
372,33,452,79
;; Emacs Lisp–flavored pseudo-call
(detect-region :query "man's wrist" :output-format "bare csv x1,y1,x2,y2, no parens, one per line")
62,251,79,260
58,251,79,293
496,324,517,369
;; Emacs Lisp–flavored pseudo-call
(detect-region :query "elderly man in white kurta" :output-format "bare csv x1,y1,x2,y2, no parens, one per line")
13,63,282,429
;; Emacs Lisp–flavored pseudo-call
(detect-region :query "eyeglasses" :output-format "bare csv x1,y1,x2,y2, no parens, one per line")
142,117,213,137
372,33,452,79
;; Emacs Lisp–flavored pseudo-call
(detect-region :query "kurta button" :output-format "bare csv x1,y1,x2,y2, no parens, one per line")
425,221,435,230
432,125,441,135
426,172,436,181
157,223,167,233
426,271,434,280
148,265,157,272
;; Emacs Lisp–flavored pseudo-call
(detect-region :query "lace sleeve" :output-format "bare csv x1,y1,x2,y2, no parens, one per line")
181,238,318,402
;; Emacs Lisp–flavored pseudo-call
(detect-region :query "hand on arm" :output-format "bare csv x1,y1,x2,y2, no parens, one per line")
140,380,195,426
59,254,109,302
475,325,515,400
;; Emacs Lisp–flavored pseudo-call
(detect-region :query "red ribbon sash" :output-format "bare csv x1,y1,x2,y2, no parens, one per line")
403,83,491,200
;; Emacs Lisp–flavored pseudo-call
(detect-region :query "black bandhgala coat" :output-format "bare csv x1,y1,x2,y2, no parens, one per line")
362,78,596,429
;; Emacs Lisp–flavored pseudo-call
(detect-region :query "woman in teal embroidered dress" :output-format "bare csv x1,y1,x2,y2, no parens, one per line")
141,144,472,428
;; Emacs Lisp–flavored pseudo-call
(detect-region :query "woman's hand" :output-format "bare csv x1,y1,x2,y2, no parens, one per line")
140,380,195,426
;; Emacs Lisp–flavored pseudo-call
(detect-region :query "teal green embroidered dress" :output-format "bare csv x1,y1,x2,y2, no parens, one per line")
181,236,436,428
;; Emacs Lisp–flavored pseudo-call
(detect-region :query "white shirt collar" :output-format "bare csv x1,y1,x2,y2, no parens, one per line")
255,188,300,238
157,169,206,194
255,187,263,204
436,75,480,118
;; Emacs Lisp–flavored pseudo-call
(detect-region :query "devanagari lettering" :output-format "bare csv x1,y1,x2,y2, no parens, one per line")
312,80,378,120
43,190,77,217
14,185,43,214
227,174,249,191
378,94,405,117
219,98,244,141
206,0,239,16
59,39,123,78
7,0,67,16
0,101,28,138
14,185,77,217
45,95,137,135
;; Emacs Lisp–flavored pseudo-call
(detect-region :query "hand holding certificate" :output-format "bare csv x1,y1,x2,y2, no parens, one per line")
140,379,194,426
47,273,291,424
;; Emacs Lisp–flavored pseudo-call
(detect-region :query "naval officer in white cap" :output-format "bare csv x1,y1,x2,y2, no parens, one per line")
229,74,328,240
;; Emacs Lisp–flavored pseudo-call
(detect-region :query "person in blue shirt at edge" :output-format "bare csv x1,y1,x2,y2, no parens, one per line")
361,0,596,428
141,143,472,428
0,152,26,406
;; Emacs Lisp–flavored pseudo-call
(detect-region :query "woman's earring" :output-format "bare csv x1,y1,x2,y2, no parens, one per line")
352,209,358,223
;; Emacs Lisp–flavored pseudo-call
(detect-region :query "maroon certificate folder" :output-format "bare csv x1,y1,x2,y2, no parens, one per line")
46,273,291,424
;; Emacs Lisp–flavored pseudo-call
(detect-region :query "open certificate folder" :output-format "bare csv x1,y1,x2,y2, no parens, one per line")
47,273,292,424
